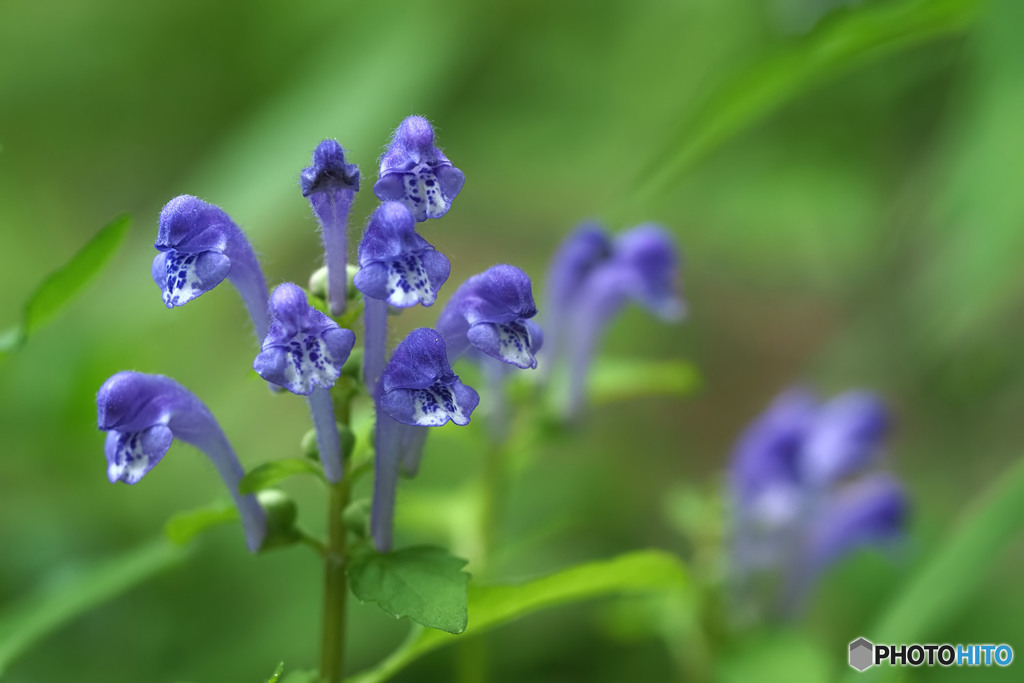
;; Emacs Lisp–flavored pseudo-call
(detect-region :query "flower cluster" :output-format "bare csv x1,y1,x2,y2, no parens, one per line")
728,388,907,616
97,114,544,553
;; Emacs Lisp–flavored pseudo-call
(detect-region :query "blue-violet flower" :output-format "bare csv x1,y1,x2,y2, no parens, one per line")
97,371,267,552
354,201,451,390
544,223,684,416
253,283,356,482
301,139,360,315
437,264,543,370
373,115,465,222
153,195,271,341
728,388,906,616
371,328,479,550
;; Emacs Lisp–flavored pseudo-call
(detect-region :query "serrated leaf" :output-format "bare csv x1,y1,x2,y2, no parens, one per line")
589,357,700,405
239,458,326,495
164,501,239,546
347,549,688,683
0,539,189,675
349,546,469,634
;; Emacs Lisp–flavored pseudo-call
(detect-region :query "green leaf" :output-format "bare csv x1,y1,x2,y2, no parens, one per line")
280,671,320,683
164,500,239,546
266,661,284,683
239,458,326,494
347,549,688,683
631,0,979,206
844,456,1024,683
0,214,132,360
349,546,469,634
588,357,700,405
0,539,189,675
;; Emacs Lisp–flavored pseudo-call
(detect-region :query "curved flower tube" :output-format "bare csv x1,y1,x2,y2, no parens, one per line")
354,201,451,390
301,140,360,315
96,371,267,552
153,195,271,341
437,264,543,370
544,223,684,417
371,328,479,551
373,115,465,222
253,283,356,483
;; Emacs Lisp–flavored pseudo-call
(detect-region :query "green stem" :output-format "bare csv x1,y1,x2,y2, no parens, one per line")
321,385,355,683
320,479,350,682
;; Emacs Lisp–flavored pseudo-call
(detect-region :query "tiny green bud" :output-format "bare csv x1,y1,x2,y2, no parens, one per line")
308,265,329,300
343,498,371,537
256,489,300,550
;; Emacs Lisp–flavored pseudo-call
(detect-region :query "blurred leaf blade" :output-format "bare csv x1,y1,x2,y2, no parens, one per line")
0,539,189,675
0,214,131,358
847,456,1024,682
266,661,284,683
633,0,980,205
238,458,326,495
164,500,239,546
589,357,700,405
347,549,688,683
349,546,470,634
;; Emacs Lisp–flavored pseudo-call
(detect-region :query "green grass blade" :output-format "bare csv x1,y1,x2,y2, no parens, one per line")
0,214,131,360
844,456,1024,682
631,0,979,207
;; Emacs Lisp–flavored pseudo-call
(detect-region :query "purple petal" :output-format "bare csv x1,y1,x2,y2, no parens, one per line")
301,139,360,197
466,321,538,369
105,425,173,484
153,250,231,308
379,328,456,393
729,388,818,501
801,392,890,486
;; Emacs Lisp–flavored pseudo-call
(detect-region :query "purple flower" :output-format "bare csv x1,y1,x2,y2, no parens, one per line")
354,202,451,308
354,201,451,391
153,195,270,340
254,283,356,483
371,328,479,551
301,140,360,315
542,223,684,416
437,264,543,370
253,283,356,395
373,116,465,221
97,371,267,552
728,388,906,615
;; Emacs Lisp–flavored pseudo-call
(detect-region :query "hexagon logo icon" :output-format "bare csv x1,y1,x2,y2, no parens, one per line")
849,637,874,671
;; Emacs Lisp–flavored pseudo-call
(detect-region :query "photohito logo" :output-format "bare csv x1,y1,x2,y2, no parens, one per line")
848,637,1014,671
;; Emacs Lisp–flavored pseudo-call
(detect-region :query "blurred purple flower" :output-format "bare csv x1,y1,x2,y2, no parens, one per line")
542,223,684,416
254,283,356,483
372,328,479,551
728,388,906,615
373,116,464,221
354,201,451,390
301,140,360,315
97,371,267,552
437,264,543,370
153,195,270,340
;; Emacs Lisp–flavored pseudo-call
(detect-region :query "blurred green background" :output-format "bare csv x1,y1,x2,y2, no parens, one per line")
2,0,1023,680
